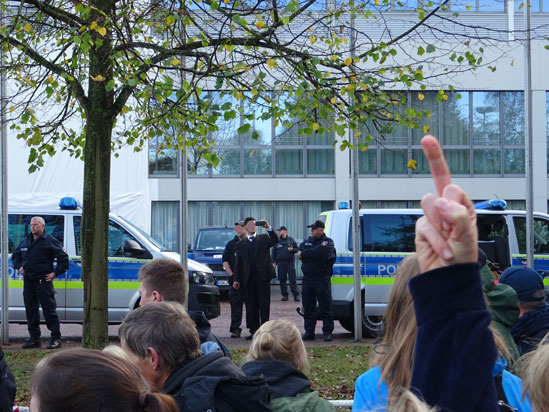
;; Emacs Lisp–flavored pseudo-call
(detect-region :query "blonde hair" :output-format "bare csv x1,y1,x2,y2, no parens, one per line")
246,319,308,371
519,334,549,412
373,255,420,397
102,345,130,361
387,388,437,412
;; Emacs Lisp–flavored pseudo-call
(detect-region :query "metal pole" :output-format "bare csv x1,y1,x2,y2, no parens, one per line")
0,4,9,344
349,3,361,342
180,148,188,310
523,0,534,268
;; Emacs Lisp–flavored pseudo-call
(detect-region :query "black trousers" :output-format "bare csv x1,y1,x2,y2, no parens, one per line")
229,283,244,333
23,278,61,340
302,277,334,336
277,261,299,298
245,272,270,333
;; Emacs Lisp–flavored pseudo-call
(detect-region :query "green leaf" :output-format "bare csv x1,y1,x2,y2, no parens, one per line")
237,124,251,134
417,46,425,56
426,44,436,53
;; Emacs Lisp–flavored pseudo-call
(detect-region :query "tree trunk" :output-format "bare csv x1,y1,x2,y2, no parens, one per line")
81,2,114,348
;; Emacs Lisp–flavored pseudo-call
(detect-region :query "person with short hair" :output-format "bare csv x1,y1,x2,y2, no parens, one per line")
30,347,178,412
233,217,278,340
242,319,335,412
137,257,231,357
272,226,299,302
119,302,271,412
498,266,549,355
297,220,336,342
12,216,68,349
222,221,247,338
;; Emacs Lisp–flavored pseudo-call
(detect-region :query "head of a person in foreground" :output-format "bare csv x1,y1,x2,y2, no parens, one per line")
30,347,178,412
520,335,549,412
246,319,309,372
119,301,202,391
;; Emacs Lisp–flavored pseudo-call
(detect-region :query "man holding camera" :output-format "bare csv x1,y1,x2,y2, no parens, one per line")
233,217,278,340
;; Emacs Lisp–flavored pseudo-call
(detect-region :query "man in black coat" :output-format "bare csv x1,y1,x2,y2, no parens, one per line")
272,226,299,302
297,220,336,342
233,217,278,340
222,221,247,338
12,216,68,349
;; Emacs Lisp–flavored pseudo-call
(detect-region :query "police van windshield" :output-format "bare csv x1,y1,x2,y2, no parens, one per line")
117,217,170,252
195,228,234,251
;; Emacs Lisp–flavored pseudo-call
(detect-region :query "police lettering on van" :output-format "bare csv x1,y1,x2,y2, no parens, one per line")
4,197,220,323
321,200,549,337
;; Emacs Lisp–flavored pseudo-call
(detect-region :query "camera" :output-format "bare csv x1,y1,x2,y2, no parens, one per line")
255,220,266,227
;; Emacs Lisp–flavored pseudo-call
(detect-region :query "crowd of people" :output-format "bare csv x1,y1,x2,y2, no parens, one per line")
2,135,549,412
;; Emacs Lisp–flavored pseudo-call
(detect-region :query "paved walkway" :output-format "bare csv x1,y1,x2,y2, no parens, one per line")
2,286,373,349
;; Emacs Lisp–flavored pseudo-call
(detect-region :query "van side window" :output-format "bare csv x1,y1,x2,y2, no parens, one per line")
513,217,549,255
348,214,418,252
477,215,511,270
74,217,139,257
9,214,64,253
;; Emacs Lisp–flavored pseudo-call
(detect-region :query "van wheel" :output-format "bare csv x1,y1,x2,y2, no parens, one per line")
339,315,383,338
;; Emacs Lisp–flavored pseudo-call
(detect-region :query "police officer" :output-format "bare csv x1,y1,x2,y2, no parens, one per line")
12,216,68,349
297,220,336,342
222,221,247,338
272,226,299,301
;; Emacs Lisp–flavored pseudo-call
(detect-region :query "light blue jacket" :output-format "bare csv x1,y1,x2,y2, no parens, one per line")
352,359,532,412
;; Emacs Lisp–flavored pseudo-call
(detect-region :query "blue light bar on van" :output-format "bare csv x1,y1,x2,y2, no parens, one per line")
59,197,79,210
338,202,350,210
474,199,507,211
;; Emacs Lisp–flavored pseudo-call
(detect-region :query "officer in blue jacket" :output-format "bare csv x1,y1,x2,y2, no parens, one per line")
297,220,336,342
12,216,68,349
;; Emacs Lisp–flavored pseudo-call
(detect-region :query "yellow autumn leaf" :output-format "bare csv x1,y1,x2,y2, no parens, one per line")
92,74,104,82
312,123,319,131
90,21,98,30
23,23,32,33
344,57,352,66
171,57,181,66
47,76,54,83
407,159,417,170
418,93,425,101
309,35,316,44
267,59,275,69
308,27,313,31
9,106,15,112
375,0,380,4
96,27,107,36
251,89,258,96
466,5,472,10
423,125,430,134
255,20,264,29
224,0,230,4
197,61,204,69
442,94,448,101
330,97,337,104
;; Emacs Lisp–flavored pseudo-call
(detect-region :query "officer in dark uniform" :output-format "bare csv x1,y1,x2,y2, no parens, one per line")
297,220,336,342
272,226,299,301
12,216,68,349
222,221,246,338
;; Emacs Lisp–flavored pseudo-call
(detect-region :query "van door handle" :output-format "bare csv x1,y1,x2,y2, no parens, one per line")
73,259,82,266
516,257,527,263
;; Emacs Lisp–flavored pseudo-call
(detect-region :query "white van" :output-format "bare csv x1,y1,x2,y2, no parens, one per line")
320,203,549,337
6,198,220,323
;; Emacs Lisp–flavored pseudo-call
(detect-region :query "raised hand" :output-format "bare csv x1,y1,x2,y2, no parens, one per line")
415,136,478,273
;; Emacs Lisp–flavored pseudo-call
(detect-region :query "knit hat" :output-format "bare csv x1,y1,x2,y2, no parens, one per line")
499,266,546,303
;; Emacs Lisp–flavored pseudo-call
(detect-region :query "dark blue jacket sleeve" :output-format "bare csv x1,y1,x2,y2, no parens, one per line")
409,263,498,412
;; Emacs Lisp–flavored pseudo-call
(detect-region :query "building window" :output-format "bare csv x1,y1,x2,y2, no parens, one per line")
151,201,180,251
148,136,178,177
360,91,525,177
187,91,335,177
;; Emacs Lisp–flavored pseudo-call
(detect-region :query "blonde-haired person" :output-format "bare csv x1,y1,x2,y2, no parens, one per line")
520,334,549,412
30,348,178,412
242,319,335,411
